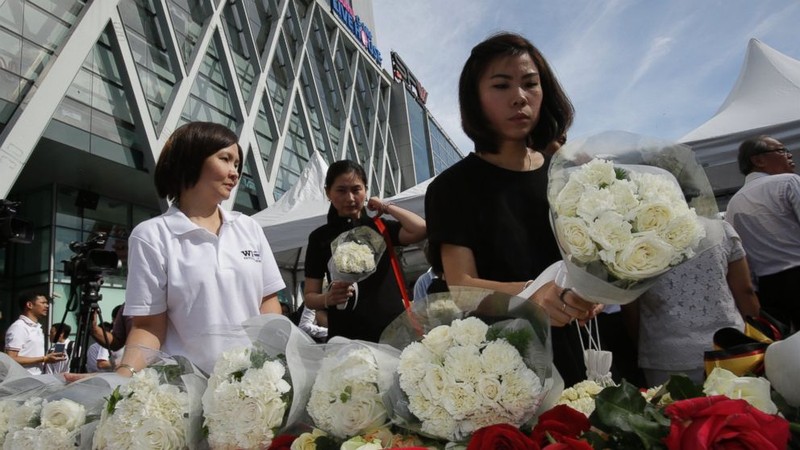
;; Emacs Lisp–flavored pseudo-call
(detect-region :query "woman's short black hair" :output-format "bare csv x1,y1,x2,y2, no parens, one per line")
154,121,243,202
737,135,771,175
324,159,368,221
324,159,368,190
459,32,574,154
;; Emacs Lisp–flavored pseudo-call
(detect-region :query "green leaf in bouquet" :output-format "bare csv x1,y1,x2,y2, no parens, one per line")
486,325,533,357
151,364,183,383
590,380,669,449
664,374,704,401
615,167,629,180
340,385,353,403
105,385,131,415
314,435,340,450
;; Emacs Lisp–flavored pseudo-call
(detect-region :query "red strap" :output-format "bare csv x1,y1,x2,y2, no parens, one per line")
373,217,412,310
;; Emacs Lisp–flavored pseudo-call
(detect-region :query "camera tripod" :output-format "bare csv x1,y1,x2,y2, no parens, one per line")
68,278,110,373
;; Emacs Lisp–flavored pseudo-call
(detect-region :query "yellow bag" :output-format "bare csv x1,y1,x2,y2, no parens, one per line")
704,328,768,377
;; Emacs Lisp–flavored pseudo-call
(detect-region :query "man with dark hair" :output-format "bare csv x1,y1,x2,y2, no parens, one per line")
725,135,800,329
4,292,66,374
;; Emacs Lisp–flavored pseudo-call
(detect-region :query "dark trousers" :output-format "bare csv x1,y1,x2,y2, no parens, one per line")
757,266,800,332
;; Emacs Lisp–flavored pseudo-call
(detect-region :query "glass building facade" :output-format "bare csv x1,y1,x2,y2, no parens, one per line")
0,0,462,335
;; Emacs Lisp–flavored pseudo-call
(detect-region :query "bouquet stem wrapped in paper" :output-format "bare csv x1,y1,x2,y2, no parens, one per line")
328,225,387,310
547,131,717,304
379,288,559,443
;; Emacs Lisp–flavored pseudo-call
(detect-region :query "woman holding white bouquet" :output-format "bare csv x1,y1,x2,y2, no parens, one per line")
424,32,595,386
304,160,427,342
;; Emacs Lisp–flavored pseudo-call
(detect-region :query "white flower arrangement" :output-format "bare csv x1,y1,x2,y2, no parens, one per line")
307,346,388,440
93,368,191,449
554,159,704,284
202,346,291,450
1,398,86,450
333,241,377,274
703,367,778,414
556,379,605,417
396,317,543,441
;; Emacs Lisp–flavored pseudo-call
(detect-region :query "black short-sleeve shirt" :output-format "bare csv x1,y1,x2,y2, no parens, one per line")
425,152,561,280
305,213,404,341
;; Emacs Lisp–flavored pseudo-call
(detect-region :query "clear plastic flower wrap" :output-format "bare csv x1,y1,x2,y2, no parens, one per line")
0,353,65,401
547,131,718,304
327,225,387,310
201,314,315,449
91,350,207,450
379,287,558,443
297,336,401,441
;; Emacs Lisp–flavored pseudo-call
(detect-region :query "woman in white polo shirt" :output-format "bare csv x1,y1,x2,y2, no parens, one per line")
115,122,285,375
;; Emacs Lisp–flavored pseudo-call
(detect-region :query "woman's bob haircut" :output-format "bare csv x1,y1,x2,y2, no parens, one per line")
459,32,574,154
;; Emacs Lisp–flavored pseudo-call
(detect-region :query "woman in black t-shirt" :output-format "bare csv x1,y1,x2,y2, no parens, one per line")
425,32,597,386
303,160,426,341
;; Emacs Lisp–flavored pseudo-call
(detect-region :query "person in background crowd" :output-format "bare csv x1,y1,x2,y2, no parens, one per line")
5,292,65,375
424,32,596,387
91,304,129,351
86,322,113,373
627,217,761,386
45,323,72,374
303,160,427,342
725,135,800,330
113,121,286,376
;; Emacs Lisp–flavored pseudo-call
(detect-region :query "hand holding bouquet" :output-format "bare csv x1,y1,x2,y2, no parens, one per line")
380,288,557,443
328,226,387,310
547,131,716,304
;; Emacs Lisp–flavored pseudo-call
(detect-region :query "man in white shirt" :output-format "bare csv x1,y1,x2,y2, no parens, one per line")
4,292,66,374
725,135,800,329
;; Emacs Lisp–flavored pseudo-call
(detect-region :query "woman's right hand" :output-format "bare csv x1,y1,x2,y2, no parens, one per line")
532,281,597,326
325,281,354,307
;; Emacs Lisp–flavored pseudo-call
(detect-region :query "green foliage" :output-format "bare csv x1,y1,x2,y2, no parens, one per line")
615,167,629,180
665,374,704,401
151,364,183,384
486,325,533,357
105,385,131,415
314,435,340,450
340,385,353,403
586,380,669,449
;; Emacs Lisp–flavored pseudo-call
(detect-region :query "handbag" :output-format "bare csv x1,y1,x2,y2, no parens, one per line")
373,216,412,310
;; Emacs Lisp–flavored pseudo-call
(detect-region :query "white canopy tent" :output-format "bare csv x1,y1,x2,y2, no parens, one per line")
679,38,800,201
253,154,433,304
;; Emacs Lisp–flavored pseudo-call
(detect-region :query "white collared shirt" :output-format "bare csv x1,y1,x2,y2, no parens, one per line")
725,171,800,276
124,205,285,373
5,315,45,375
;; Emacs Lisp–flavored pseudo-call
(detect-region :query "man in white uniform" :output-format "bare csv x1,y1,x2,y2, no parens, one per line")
5,292,66,374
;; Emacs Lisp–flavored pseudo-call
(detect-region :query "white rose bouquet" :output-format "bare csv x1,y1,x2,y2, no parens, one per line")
203,314,316,449
1,397,86,450
547,131,717,304
92,356,206,450
328,226,387,310
305,339,400,440
380,288,558,443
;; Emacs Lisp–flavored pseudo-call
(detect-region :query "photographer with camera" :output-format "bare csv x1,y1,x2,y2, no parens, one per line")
4,292,66,374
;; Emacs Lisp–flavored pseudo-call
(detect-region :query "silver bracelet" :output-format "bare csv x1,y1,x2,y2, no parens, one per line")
118,363,137,376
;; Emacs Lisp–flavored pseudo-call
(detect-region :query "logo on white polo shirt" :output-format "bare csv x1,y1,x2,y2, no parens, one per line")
241,249,262,262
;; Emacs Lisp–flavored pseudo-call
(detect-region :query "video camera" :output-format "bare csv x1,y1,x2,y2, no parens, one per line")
63,232,121,283
0,199,33,246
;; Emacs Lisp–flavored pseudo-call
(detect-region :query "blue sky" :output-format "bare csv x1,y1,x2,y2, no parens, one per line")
371,1,800,155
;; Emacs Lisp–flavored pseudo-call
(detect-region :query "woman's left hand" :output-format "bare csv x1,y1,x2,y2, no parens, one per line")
532,281,597,327
366,197,392,217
